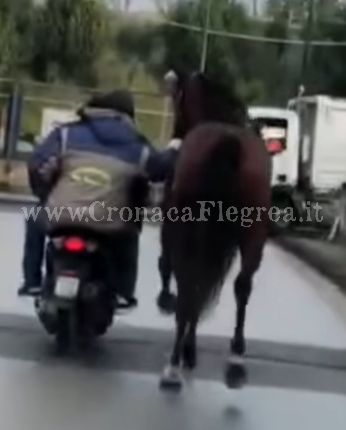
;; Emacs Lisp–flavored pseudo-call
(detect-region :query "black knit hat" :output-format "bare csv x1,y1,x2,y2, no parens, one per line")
84,89,135,119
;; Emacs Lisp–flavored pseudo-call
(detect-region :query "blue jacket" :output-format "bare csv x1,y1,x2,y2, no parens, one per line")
29,114,176,202
29,113,178,233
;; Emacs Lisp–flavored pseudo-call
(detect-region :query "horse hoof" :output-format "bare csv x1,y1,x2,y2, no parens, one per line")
157,292,177,315
159,365,184,390
224,355,247,389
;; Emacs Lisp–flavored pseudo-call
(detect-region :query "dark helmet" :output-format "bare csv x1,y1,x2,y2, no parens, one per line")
83,89,135,119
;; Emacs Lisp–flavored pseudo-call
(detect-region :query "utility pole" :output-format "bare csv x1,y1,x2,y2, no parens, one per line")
253,0,258,17
199,0,213,72
300,0,315,87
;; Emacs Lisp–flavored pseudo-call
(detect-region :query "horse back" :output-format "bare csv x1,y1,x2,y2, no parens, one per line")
170,123,271,238
172,124,270,198
171,123,233,197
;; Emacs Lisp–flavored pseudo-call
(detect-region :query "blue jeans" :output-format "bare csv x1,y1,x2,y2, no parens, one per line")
22,212,46,286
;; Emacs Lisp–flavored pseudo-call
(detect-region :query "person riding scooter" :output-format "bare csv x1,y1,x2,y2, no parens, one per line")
18,89,180,308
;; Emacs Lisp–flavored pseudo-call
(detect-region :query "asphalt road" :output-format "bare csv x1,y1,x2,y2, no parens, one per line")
0,202,346,430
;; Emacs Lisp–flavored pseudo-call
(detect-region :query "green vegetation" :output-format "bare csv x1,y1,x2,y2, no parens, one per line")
116,0,346,103
0,0,170,145
1,0,346,145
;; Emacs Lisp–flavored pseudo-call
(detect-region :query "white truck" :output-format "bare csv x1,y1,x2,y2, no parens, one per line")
284,95,346,231
288,95,346,193
248,106,300,228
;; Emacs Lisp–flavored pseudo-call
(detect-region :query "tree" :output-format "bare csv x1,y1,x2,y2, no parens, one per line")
116,0,295,103
264,0,346,98
0,0,36,77
30,0,107,85
307,3,346,96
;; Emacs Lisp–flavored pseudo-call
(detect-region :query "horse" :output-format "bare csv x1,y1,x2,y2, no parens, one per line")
158,70,271,390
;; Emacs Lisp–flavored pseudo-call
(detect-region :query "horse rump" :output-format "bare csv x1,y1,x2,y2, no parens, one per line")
172,129,241,318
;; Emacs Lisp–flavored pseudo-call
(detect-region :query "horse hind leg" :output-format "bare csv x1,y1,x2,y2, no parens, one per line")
157,222,177,314
182,319,198,370
225,243,264,389
157,253,176,314
225,272,252,389
182,297,199,370
160,291,188,390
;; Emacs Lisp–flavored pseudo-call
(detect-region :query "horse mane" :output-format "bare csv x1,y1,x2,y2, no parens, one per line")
198,73,249,127
170,69,250,136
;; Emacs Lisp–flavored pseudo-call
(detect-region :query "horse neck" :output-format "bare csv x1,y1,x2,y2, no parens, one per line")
172,104,202,139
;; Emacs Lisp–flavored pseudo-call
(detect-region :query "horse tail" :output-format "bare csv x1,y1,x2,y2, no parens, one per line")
193,132,241,319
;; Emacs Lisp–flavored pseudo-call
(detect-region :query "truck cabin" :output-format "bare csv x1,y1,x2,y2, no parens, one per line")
248,107,299,189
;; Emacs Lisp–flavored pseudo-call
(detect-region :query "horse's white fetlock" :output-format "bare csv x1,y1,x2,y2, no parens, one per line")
227,354,245,366
160,364,184,389
225,353,247,389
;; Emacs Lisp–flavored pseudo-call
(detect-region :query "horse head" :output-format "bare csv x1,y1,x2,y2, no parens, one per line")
163,69,199,139
165,69,250,139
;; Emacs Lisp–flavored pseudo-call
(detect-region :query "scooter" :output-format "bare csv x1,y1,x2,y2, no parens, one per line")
34,230,115,351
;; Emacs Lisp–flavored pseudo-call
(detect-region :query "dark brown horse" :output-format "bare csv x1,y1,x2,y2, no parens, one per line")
158,71,271,390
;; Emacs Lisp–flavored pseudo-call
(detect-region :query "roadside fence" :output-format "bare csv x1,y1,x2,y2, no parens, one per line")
328,183,346,241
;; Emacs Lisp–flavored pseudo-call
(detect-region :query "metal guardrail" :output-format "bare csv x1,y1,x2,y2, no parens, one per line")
328,184,346,241
0,79,173,160
0,77,163,97
22,94,172,117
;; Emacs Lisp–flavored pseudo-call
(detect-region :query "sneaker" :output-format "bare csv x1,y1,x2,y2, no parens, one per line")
18,284,41,297
116,296,138,310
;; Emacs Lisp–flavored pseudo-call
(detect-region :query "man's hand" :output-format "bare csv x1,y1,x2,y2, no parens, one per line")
167,138,182,151
163,70,178,96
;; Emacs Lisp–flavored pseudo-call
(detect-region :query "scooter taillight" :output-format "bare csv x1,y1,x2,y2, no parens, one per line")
63,237,86,252
60,270,78,277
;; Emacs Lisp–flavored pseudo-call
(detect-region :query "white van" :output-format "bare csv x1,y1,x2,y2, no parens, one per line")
249,107,300,189
288,95,346,192
248,107,301,230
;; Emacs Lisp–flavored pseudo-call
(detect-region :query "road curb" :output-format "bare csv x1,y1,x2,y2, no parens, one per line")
276,236,346,292
0,192,37,205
